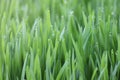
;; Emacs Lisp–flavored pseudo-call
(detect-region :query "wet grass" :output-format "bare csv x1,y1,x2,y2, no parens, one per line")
0,0,120,80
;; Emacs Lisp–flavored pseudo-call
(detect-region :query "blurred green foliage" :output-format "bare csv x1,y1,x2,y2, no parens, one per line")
0,0,120,80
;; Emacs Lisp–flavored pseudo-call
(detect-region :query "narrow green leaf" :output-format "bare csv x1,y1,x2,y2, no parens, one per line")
21,53,28,80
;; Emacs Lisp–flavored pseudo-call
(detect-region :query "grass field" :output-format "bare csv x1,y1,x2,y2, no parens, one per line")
0,0,120,80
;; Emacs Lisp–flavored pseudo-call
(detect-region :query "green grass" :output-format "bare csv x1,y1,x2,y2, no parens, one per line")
0,0,120,80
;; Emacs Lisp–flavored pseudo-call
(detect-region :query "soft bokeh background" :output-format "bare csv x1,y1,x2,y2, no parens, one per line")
0,0,120,80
